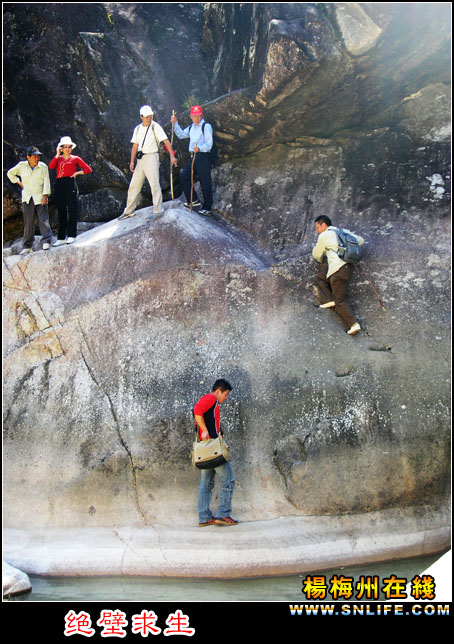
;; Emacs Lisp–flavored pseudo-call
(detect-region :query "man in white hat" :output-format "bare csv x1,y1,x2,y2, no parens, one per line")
7,146,52,254
120,105,177,220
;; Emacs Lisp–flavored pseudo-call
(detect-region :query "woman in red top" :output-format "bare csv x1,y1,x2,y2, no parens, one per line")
49,136,92,245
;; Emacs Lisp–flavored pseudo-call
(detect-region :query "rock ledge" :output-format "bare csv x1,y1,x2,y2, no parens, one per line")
3,508,449,580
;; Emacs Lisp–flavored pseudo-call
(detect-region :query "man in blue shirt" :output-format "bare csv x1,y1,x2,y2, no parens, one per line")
171,106,213,216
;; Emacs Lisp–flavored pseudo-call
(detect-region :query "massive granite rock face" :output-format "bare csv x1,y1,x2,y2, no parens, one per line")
3,202,450,531
2,3,451,575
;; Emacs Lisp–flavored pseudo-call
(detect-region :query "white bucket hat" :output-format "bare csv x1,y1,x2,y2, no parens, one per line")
140,105,154,117
57,136,77,150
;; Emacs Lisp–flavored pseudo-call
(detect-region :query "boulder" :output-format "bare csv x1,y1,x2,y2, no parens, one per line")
2,561,31,597
2,201,450,576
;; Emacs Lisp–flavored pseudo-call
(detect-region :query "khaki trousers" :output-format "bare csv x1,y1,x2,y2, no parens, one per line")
123,153,162,214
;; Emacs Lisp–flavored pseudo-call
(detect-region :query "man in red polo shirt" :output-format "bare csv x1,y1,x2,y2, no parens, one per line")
193,379,238,526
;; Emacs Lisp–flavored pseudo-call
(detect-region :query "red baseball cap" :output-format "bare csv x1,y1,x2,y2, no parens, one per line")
190,105,203,116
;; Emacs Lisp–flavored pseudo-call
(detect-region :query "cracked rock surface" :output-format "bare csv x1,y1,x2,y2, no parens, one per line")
2,2,451,578
2,201,450,578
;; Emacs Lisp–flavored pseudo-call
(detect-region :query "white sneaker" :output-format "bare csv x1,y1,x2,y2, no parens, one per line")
53,239,66,247
347,323,361,335
66,237,75,244
20,247,33,255
42,243,51,250
320,301,335,309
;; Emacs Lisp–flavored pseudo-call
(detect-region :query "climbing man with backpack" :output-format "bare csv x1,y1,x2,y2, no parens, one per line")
312,215,364,335
171,105,216,216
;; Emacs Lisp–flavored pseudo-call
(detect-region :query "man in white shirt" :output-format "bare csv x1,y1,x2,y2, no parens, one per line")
312,215,364,335
120,105,177,220
7,146,53,255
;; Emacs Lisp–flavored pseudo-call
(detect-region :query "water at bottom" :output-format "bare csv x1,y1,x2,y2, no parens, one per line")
8,553,443,602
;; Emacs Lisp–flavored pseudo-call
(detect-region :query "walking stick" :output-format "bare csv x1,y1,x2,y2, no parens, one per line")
358,265,386,310
170,110,175,200
190,141,198,212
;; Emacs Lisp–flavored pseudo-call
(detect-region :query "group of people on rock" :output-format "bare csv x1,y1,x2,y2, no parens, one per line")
118,104,214,220
7,137,92,252
7,103,365,529
7,103,215,257
7,103,363,337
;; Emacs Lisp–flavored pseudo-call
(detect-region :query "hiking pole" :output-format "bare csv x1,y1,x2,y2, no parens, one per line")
358,265,386,310
170,110,175,200
190,141,198,212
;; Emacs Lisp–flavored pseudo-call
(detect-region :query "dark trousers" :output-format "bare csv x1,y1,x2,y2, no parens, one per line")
180,152,213,210
22,198,52,248
316,262,357,329
54,177,79,239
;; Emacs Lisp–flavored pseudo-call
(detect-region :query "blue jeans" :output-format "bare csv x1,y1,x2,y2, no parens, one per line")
198,461,235,522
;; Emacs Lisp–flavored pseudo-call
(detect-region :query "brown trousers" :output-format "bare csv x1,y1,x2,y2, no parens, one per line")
316,262,357,330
